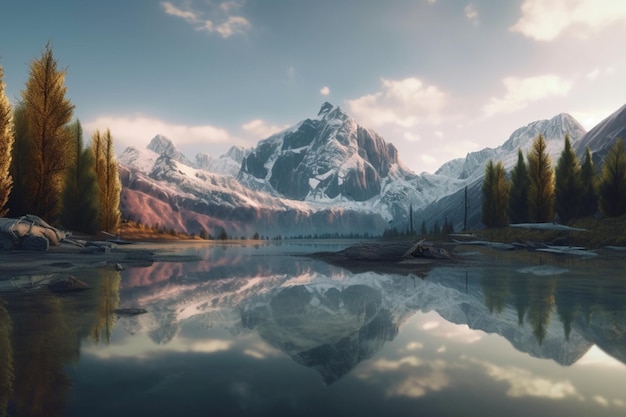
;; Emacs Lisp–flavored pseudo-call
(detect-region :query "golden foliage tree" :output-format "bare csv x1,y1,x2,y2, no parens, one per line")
0,65,13,217
21,43,74,221
527,134,554,222
92,129,121,233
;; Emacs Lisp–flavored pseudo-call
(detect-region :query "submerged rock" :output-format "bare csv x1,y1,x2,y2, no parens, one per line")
47,275,90,293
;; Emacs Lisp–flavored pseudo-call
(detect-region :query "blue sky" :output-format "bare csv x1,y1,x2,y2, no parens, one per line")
2,0,626,174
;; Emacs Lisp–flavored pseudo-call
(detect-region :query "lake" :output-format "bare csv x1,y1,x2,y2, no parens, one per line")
1,241,626,417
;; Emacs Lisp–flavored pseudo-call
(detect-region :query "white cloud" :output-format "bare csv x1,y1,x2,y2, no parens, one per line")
320,86,330,96
473,358,581,400
586,66,616,81
241,119,289,139
162,1,198,22
346,77,448,128
483,75,572,117
510,0,626,41
161,1,250,38
84,115,236,153
465,3,479,25
406,341,424,351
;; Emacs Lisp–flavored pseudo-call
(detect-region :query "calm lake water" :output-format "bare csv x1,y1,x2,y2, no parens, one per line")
1,241,626,417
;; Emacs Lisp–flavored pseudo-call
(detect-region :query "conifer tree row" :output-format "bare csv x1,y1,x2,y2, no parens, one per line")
0,43,123,236
0,65,13,217
480,134,626,228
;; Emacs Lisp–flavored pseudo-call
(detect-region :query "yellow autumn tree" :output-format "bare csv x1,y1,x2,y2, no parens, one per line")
92,128,121,233
21,43,74,221
0,65,13,217
527,134,554,223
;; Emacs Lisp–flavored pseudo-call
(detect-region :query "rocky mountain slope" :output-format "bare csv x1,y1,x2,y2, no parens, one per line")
574,102,626,165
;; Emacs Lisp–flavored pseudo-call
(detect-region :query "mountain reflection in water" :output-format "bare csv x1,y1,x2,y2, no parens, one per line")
1,242,626,417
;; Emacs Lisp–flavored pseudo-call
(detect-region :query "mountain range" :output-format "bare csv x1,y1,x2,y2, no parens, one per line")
118,101,626,236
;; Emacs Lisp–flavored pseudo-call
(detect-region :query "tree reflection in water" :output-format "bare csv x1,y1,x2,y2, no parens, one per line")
89,269,121,345
0,297,13,417
1,269,121,417
481,270,510,314
10,293,77,417
527,276,556,345
477,261,626,350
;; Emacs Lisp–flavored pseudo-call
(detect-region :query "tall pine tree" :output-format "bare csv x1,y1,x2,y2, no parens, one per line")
59,120,100,234
21,43,74,221
92,129,121,233
482,160,509,228
527,134,554,222
0,65,13,217
598,138,626,217
579,147,597,217
554,135,582,223
508,149,529,224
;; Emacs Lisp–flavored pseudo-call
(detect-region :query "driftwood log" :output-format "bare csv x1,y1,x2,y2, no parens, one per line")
0,215,69,251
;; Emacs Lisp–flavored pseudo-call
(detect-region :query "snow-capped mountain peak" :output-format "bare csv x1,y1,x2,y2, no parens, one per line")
147,134,194,167
238,102,413,203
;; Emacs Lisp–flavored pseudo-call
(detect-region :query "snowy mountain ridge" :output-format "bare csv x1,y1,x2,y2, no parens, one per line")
117,100,624,235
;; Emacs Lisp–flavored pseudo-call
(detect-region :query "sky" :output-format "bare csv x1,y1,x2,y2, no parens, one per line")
1,0,626,174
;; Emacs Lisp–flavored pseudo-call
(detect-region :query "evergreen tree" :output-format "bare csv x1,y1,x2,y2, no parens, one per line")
580,147,598,217
21,43,74,221
482,160,509,227
508,149,529,224
527,134,554,222
482,160,495,226
420,219,427,235
7,103,29,216
554,135,582,223
0,65,13,217
92,129,121,233
598,138,626,217
59,120,100,234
